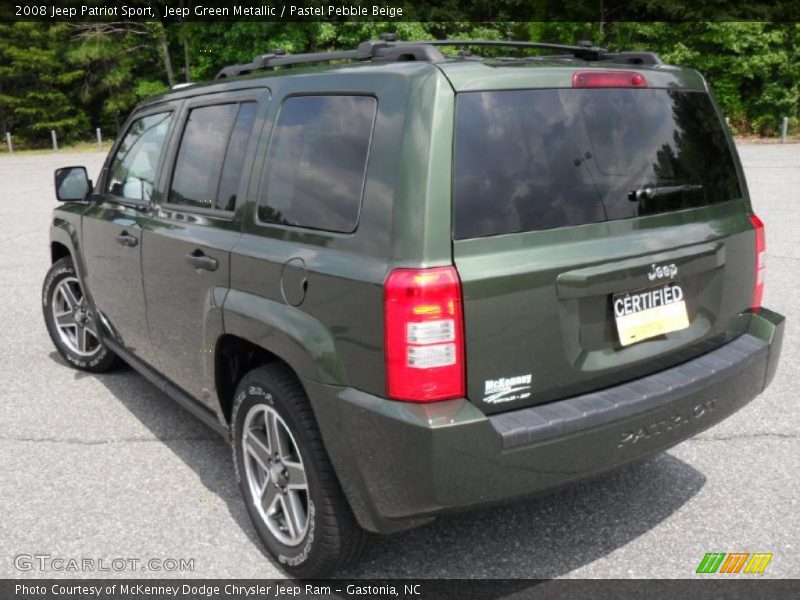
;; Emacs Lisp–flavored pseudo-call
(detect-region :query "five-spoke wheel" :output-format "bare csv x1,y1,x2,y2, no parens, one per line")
42,257,117,372
232,364,369,577
243,404,309,546
51,276,101,356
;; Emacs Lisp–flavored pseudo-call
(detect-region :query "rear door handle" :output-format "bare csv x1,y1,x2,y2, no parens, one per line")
115,231,138,247
186,249,218,272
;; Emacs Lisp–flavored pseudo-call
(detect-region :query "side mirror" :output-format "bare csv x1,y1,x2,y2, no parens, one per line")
54,166,92,202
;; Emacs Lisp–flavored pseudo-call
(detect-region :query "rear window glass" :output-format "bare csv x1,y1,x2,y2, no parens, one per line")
257,95,376,233
453,89,742,239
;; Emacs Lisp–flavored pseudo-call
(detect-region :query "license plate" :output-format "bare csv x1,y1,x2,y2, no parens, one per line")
613,283,689,346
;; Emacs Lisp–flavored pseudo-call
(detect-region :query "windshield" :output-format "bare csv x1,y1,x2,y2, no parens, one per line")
453,88,742,239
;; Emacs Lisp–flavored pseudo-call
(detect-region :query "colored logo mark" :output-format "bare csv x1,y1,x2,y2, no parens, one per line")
696,552,773,574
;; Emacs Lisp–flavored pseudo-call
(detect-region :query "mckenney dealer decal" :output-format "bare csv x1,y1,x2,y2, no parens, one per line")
483,374,533,404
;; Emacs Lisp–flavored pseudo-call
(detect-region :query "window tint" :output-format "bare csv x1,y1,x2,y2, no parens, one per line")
169,103,238,209
257,95,376,232
453,89,742,239
107,112,172,202
216,102,258,211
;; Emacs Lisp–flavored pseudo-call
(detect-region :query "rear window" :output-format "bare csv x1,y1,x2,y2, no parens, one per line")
453,89,742,239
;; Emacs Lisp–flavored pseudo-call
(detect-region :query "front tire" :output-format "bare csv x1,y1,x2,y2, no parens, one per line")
42,257,118,372
232,364,368,577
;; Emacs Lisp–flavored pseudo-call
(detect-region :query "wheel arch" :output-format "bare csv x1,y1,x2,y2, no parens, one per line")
220,289,348,387
214,333,285,424
49,214,96,313
51,241,71,263
213,311,344,426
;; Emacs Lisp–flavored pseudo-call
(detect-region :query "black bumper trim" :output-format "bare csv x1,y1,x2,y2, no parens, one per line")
490,334,768,449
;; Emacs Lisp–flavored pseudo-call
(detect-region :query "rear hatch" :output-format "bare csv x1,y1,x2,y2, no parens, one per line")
448,66,759,414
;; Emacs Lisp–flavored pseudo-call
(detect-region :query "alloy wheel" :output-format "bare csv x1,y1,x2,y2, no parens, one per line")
51,277,101,357
242,404,310,546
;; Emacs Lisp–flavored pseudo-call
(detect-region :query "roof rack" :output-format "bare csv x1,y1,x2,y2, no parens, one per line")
215,34,661,79
410,39,608,60
215,37,445,78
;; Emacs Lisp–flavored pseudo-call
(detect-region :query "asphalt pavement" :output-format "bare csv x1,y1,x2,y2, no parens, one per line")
0,144,797,579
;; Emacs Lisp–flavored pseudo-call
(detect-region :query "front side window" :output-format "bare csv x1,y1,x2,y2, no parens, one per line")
257,95,377,233
169,102,257,211
107,112,172,202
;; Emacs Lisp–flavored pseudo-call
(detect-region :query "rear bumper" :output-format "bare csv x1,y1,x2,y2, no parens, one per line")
304,308,784,534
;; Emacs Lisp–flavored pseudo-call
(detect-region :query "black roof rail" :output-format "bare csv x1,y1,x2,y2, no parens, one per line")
215,34,662,79
402,39,607,61
403,40,665,65
216,37,447,78
216,44,371,78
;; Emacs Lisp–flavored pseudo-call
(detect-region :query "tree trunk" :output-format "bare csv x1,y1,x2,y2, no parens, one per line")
155,22,175,87
183,35,190,82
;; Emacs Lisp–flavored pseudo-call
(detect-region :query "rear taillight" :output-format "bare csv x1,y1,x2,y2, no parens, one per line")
749,214,766,313
572,70,648,88
384,266,465,402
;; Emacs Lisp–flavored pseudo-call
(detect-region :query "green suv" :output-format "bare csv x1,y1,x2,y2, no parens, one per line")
42,37,784,577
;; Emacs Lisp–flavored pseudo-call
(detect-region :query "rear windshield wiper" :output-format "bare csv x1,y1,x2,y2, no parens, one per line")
628,184,703,202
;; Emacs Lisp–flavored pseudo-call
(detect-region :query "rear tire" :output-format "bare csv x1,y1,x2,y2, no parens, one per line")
42,257,118,373
232,364,369,577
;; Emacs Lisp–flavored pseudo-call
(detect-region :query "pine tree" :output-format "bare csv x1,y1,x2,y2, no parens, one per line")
0,23,87,147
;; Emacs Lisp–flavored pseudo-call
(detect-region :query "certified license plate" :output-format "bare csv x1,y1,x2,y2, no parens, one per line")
613,282,689,346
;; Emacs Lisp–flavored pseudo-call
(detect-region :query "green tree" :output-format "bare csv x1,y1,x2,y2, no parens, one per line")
1,21,798,146
603,22,800,134
68,23,171,133
0,23,87,146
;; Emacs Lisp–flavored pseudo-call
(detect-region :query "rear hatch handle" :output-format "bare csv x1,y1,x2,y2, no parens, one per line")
556,242,724,300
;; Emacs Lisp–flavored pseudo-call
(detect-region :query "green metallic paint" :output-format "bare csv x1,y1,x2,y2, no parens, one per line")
140,89,269,416
388,65,455,266
454,200,760,414
50,209,84,272
226,62,458,397
749,308,785,390
47,55,785,536
78,99,182,369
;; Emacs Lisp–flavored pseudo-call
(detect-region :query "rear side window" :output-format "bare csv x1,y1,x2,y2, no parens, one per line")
107,112,172,202
169,102,256,211
453,89,742,239
257,95,377,233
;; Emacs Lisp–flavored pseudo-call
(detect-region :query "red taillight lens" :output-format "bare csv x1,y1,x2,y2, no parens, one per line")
572,70,648,88
749,214,766,313
384,266,465,402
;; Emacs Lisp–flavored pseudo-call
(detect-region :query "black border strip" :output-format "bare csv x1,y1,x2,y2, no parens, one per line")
3,0,800,23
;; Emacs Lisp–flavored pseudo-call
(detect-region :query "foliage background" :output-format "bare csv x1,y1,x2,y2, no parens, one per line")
0,21,798,147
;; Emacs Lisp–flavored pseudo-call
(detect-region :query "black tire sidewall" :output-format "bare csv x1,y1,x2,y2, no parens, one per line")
42,258,112,371
231,372,325,573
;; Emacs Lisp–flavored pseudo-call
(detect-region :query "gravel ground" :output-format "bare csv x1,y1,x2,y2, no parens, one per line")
0,144,797,579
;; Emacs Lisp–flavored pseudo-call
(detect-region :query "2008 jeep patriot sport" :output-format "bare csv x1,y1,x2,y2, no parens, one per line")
43,36,784,577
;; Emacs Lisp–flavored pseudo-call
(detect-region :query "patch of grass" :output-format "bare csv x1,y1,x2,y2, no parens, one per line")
0,141,109,156
734,135,800,144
